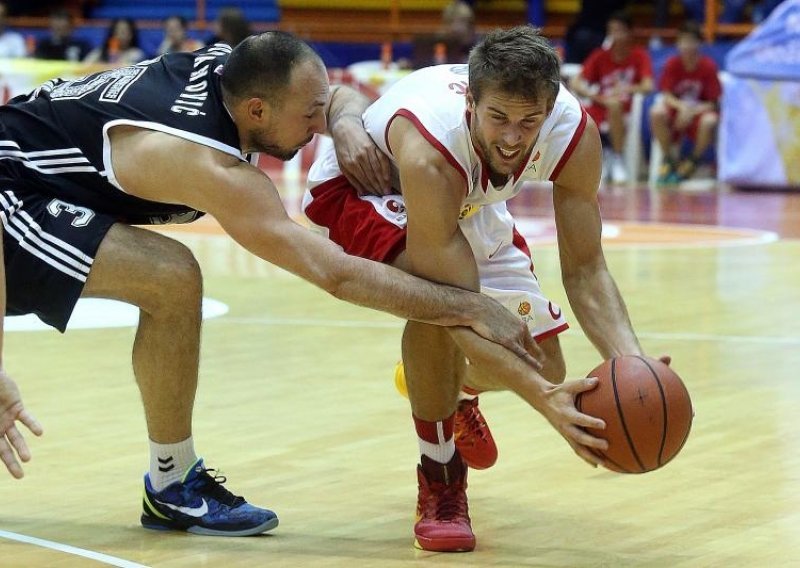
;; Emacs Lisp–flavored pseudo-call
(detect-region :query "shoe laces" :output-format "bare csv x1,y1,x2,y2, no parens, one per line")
421,480,469,522
190,467,245,508
456,399,490,444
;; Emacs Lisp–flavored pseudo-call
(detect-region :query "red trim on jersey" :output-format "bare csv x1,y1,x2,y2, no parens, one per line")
534,323,569,343
513,146,536,182
549,108,588,182
511,227,535,273
387,108,468,183
304,176,407,264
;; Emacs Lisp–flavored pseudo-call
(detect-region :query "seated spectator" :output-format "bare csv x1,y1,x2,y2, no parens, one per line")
85,18,145,66
35,8,90,61
207,7,251,48
157,15,202,55
0,1,25,58
570,11,653,183
564,0,629,64
411,0,477,68
649,21,721,184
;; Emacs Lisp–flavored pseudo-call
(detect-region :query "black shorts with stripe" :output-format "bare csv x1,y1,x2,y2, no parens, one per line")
0,182,115,332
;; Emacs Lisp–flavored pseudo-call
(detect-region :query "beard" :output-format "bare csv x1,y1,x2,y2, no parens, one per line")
250,128,313,161
261,144,300,161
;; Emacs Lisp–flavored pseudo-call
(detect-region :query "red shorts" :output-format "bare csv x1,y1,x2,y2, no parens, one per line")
585,100,633,131
666,108,717,142
304,175,408,263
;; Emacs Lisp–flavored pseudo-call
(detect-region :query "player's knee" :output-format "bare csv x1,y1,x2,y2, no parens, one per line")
700,112,718,130
543,357,567,385
538,337,566,385
649,104,667,122
150,241,202,309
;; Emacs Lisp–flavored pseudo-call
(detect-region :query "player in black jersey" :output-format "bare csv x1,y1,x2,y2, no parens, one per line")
0,32,540,536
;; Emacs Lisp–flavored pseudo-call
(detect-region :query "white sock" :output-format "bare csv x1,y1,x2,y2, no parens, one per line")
149,437,197,492
458,388,478,402
414,414,456,464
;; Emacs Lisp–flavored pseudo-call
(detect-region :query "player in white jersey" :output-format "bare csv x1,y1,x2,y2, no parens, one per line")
304,26,666,552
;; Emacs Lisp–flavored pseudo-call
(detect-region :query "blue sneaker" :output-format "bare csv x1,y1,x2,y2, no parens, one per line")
141,458,278,536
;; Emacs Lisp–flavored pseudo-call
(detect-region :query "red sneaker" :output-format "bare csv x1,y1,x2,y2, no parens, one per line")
454,397,498,470
414,454,475,552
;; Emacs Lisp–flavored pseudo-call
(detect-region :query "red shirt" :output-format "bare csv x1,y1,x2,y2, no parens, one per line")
581,45,653,103
659,55,721,104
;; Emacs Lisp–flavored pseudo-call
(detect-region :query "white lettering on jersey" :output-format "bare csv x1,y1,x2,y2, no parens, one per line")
171,45,230,117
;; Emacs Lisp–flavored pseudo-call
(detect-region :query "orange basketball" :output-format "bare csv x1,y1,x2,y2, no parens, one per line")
575,356,693,473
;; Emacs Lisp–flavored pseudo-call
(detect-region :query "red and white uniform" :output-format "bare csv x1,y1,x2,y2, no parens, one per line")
580,46,653,129
304,64,588,340
659,55,721,140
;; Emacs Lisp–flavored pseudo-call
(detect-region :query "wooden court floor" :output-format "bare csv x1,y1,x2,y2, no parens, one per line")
1,183,799,567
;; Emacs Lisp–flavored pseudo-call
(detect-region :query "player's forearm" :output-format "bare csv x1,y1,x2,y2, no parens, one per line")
563,262,642,359
448,327,553,408
326,85,371,132
332,253,482,328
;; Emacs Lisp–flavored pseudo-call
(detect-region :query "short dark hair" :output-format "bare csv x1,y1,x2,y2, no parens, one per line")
608,10,633,30
166,15,188,29
468,26,560,105
220,32,322,105
678,20,703,41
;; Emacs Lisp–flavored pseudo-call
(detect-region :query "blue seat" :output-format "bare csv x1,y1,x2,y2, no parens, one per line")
90,0,281,23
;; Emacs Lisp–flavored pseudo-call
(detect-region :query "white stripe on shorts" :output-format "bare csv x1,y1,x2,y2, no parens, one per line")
0,215,88,282
4,192,94,264
0,192,92,281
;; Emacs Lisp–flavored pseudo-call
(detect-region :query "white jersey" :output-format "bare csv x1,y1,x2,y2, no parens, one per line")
308,64,587,216
304,64,578,339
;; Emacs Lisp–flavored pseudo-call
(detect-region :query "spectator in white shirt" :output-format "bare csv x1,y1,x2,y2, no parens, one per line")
0,2,26,58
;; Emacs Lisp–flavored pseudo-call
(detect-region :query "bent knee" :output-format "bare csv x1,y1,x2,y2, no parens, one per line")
149,240,203,307
538,336,567,385
649,105,668,121
699,112,719,129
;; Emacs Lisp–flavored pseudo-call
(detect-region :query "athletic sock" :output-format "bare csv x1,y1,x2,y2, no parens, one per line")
414,413,456,464
149,436,197,492
458,386,480,402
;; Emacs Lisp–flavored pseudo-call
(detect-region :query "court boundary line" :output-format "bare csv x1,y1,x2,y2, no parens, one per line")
219,317,800,345
0,529,150,568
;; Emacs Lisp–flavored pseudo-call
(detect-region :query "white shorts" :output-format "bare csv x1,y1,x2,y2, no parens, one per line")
303,175,568,341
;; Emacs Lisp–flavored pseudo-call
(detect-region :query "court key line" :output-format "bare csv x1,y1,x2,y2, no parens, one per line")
221,317,800,345
0,529,150,568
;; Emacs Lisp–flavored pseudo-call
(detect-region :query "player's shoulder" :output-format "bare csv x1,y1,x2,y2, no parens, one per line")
584,47,606,65
664,54,682,68
631,45,652,61
698,55,720,72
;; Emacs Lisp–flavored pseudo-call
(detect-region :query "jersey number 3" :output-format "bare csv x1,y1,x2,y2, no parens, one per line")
47,199,95,227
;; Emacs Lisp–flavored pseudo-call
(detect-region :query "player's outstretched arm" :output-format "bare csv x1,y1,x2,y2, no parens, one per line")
553,117,643,359
0,226,43,479
110,129,535,362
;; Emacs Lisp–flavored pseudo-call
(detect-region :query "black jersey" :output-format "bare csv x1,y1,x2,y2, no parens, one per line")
0,43,255,225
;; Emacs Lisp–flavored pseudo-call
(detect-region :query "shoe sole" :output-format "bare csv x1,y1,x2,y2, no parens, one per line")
141,515,279,537
414,536,476,552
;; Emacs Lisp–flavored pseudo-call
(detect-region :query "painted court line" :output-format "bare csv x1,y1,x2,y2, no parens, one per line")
221,316,800,346
0,529,150,568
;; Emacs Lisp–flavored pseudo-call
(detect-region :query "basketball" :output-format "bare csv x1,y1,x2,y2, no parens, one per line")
575,356,693,474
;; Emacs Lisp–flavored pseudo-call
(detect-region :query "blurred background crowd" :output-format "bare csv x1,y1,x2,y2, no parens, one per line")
0,0,795,189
